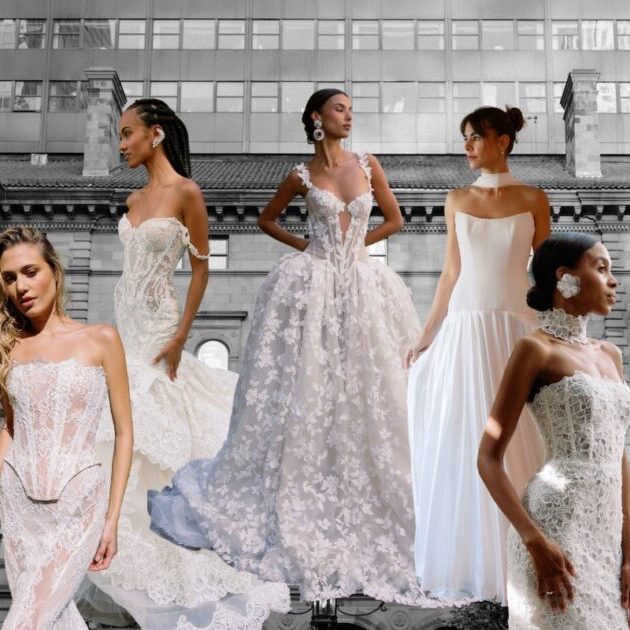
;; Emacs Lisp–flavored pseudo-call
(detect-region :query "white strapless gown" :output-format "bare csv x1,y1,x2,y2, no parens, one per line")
408,211,545,605
77,215,290,629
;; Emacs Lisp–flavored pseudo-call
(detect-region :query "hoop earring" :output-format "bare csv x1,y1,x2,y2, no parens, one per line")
313,119,325,142
152,128,165,149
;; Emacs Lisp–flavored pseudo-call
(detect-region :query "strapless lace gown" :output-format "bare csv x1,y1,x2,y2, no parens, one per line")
0,359,108,629
408,211,545,604
80,216,290,629
508,372,630,628
149,154,426,604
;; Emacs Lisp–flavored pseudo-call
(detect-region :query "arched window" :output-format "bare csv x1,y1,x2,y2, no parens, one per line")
197,339,229,370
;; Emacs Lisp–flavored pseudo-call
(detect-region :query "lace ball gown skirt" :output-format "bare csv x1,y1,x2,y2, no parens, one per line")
149,250,426,604
0,464,106,629
408,309,544,605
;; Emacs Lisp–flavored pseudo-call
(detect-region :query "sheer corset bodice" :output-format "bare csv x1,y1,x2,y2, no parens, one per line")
116,215,207,363
5,360,107,501
294,153,373,272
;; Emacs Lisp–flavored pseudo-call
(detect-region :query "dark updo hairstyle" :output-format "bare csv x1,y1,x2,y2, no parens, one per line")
301,88,348,144
459,106,525,155
527,232,599,311
127,98,191,178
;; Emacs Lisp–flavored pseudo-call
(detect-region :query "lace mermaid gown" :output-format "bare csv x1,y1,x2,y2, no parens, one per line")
80,216,290,628
408,204,545,604
149,153,425,604
508,365,630,629
0,360,108,629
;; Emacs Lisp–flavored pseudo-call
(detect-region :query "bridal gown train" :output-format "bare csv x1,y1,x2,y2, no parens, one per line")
149,153,427,604
508,368,630,628
408,209,545,605
79,215,290,629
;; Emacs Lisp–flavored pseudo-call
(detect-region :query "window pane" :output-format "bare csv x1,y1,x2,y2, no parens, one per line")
216,82,243,112
553,82,565,113
49,81,79,112
153,20,179,49
552,21,578,50
181,82,213,112
482,20,513,50
383,82,416,113
417,21,444,50
252,82,278,112
0,81,12,111
122,81,144,99
618,21,630,50
453,82,479,113
19,19,46,49
597,82,617,113
382,20,414,50
282,82,312,112
14,81,42,111
283,20,315,49
452,21,479,50
318,20,344,50
517,20,544,50
0,19,16,49
620,83,630,112
352,82,379,112
352,20,378,50
197,340,229,370
316,82,346,92
218,20,245,49
83,19,115,48
183,20,215,49
519,82,546,113
53,20,80,49
150,82,178,110
253,20,279,49
418,82,446,112
582,20,613,50
119,20,145,49
482,82,516,107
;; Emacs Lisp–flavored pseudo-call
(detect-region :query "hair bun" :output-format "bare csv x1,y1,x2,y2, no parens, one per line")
505,106,525,133
526,284,552,312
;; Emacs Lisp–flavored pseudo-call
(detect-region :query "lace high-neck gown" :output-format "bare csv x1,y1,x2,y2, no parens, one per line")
508,372,630,628
0,360,108,629
149,154,425,604
80,216,290,628
408,210,545,605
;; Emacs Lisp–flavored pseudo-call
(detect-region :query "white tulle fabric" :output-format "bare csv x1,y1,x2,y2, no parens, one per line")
508,372,630,629
80,215,290,629
408,210,545,605
148,154,426,605
0,360,108,629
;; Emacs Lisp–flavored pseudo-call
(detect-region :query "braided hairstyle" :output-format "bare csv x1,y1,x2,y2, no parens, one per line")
460,106,525,155
127,99,192,178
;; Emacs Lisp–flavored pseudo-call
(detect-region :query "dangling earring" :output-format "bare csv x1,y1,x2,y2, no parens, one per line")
313,119,325,142
556,273,581,299
152,128,165,149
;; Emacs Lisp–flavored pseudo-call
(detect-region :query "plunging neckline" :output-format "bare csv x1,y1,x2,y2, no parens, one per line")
306,185,372,210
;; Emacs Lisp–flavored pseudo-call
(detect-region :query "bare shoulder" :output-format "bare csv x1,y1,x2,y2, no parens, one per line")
512,332,552,367
444,187,469,213
519,184,549,205
601,339,624,369
281,169,306,194
125,189,142,209
177,177,203,201
89,322,121,345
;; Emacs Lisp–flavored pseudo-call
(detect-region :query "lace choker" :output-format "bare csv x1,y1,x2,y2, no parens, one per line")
539,308,589,344
473,171,522,188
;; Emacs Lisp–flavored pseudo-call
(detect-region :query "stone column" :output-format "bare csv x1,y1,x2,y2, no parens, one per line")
82,68,125,177
560,69,602,178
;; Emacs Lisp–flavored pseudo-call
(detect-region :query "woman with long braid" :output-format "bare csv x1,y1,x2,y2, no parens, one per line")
78,99,290,629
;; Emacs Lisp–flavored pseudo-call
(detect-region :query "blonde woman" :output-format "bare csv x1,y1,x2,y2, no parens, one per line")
0,226,133,629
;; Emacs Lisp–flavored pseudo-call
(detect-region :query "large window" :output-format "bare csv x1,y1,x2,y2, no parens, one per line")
282,20,315,49
13,81,42,111
0,81,11,111
482,20,514,50
417,21,444,50
552,21,579,50
253,20,279,49
216,82,243,112
618,21,630,50
597,82,617,113
153,20,179,49
418,83,445,113
209,237,228,270
452,21,479,50
519,83,546,113
582,20,614,50
482,82,516,108
150,82,177,110
453,82,480,113
18,19,46,49
553,82,565,113
183,20,215,49
517,20,544,50
218,20,245,49
180,82,213,112
118,20,145,49
281,82,312,112
53,19,81,48
121,82,144,102
382,82,416,113
48,80,85,112
84,19,115,49
251,82,278,112
620,83,630,112
197,340,229,370
382,20,414,50
352,21,379,50
318,20,344,50
0,19,16,48
352,82,379,113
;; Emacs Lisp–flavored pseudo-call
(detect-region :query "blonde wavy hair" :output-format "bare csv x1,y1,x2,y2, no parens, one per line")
0,227,67,393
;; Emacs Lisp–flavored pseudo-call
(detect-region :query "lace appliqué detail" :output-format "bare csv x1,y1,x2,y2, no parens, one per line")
539,308,589,344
